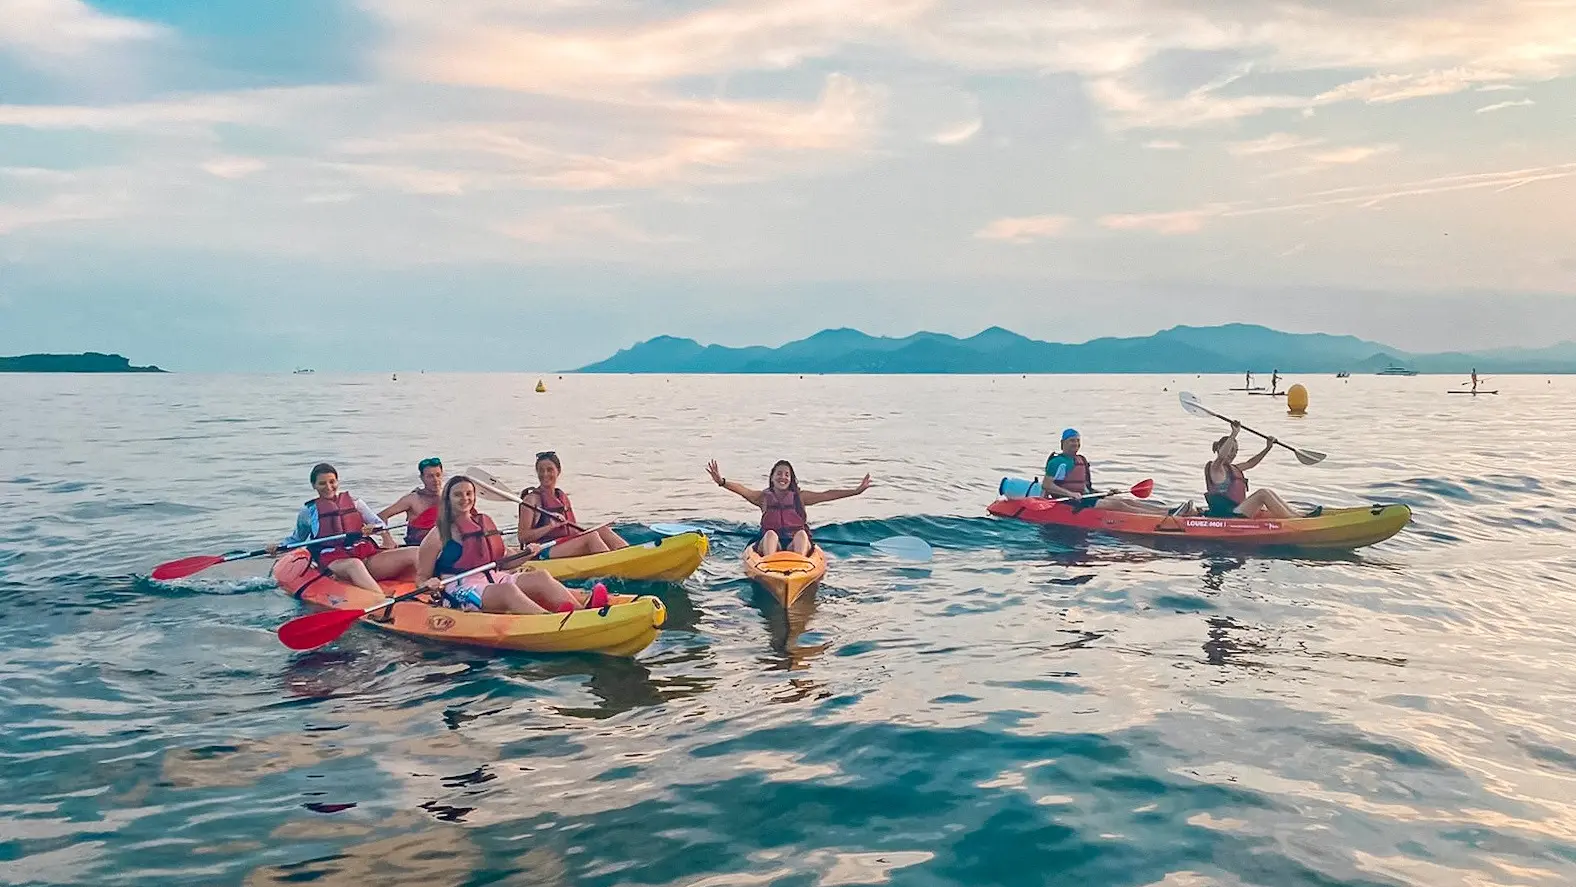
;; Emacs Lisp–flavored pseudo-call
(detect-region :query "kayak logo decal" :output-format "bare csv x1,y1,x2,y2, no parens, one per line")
326,594,346,606
1181,519,1280,530
427,613,455,631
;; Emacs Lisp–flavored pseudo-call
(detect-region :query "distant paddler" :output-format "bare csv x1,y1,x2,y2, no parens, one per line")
379,457,443,545
706,459,870,555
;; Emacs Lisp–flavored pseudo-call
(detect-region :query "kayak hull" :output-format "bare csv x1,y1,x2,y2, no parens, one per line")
272,550,665,656
988,497,1411,550
528,531,707,582
744,547,827,605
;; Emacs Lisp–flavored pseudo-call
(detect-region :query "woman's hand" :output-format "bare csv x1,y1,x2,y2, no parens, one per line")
1230,420,1242,436
265,543,279,555
854,474,872,494
420,577,443,592
706,460,726,487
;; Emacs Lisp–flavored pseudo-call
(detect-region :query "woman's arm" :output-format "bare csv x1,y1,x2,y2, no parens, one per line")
1237,437,1276,472
414,532,440,583
516,493,557,545
800,474,872,506
707,461,764,507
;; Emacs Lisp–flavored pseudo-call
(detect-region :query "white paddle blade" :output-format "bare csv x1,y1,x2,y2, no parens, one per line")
871,535,933,562
463,467,522,503
650,522,707,537
1178,391,1211,418
1293,448,1327,466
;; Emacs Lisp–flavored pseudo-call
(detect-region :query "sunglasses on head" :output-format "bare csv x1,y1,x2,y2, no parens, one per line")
418,457,442,470
536,451,556,461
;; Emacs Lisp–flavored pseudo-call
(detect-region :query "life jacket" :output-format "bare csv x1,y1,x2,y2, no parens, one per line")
1059,454,1092,494
309,491,365,560
1206,462,1249,504
405,488,439,545
760,488,808,533
435,510,506,575
525,487,577,541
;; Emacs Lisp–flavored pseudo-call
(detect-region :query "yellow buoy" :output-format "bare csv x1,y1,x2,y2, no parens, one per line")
535,380,546,393
1287,383,1308,415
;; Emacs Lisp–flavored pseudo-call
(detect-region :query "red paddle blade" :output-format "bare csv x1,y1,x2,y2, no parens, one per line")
151,554,226,581
277,608,367,650
1130,479,1155,499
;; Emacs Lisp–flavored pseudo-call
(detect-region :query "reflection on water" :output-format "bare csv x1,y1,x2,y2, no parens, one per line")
4,372,1576,886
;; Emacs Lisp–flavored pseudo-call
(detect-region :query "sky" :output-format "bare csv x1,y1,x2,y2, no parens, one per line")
2,0,1576,371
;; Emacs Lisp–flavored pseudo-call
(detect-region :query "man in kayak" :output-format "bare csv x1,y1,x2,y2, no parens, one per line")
379,457,443,546
1044,429,1184,515
1204,423,1303,519
267,463,419,592
415,475,607,614
706,458,871,555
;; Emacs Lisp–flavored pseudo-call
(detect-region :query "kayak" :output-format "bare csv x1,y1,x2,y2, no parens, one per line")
989,481,1410,550
743,546,827,605
528,531,707,582
272,550,665,656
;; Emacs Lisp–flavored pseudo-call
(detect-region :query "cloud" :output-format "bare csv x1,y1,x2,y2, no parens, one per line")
0,192,122,234
1144,139,1183,150
1477,98,1535,113
930,117,983,145
1305,144,1397,165
0,0,163,61
0,87,357,131
501,204,682,246
1228,132,1324,156
1098,208,1219,235
201,157,268,179
974,214,1074,242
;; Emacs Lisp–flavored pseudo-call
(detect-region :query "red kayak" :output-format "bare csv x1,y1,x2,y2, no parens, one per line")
988,496,1410,550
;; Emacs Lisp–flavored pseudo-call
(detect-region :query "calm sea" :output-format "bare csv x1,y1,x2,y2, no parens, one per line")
3,372,1574,887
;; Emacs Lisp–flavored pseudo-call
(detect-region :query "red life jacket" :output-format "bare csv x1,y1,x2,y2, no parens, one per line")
1206,463,1249,504
760,488,808,533
405,489,439,545
1059,454,1092,494
525,487,577,541
310,491,366,561
443,510,506,573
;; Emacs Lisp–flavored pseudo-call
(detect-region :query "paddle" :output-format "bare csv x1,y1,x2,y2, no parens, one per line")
276,548,539,650
464,467,590,533
648,522,933,562
151,525,404,581
1002,476,1153,501
1178,391,1326,465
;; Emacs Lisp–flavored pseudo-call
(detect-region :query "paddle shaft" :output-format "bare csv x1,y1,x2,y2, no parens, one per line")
465,472,589,534
1191,401,1303,457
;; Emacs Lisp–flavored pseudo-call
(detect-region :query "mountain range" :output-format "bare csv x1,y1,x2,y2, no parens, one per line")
575,324,1576,374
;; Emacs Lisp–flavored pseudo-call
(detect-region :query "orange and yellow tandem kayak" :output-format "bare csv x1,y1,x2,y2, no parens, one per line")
272,550,665,656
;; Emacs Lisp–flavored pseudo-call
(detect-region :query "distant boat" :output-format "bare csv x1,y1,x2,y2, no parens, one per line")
293,368,314,375
1376,364,1418,376
1336,372,1350,378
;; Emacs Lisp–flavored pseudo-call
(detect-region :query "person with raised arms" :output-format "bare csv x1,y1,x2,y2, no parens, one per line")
267,462,418,593
706,459,871,556
379,457,444,546
1203,422,1307,519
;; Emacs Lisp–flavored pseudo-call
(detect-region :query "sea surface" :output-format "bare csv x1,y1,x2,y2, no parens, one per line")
3,372,1575,887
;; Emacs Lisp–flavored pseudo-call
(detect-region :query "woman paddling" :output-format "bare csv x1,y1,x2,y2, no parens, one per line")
379,457,443,545
268,463,419,593
706,459,871,555
1204,424,1303,520
517,451,629,558
416,476,607,614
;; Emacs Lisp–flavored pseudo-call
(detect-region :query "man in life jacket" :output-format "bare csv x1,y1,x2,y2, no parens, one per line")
268,462,418,592
379,457,444,546
1044,429,1178,514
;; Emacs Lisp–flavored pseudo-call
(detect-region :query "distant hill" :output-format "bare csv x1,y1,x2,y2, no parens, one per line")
574,324,1576,374
0,352,166,373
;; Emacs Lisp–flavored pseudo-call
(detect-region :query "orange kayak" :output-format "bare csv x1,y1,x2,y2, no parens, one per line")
272,550,665,656
988,496,1410,550
743,546,827,605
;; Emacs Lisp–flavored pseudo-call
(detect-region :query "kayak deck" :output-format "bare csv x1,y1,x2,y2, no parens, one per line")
526,531,707,582
272,550,665,656
743,547,827,606
988,496,1411,550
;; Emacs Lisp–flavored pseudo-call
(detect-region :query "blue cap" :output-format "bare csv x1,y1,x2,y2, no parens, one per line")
1061,428,1079,441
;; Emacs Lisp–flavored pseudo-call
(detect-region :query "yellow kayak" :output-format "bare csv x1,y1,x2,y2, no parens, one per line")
744,546,827,605
521,531,707,582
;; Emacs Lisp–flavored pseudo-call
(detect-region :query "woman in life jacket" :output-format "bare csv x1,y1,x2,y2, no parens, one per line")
416,476,607,614
267,463,419,592
705,458,872,556
379,457,444,546
1204,423,1299,519
517,451,629,558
